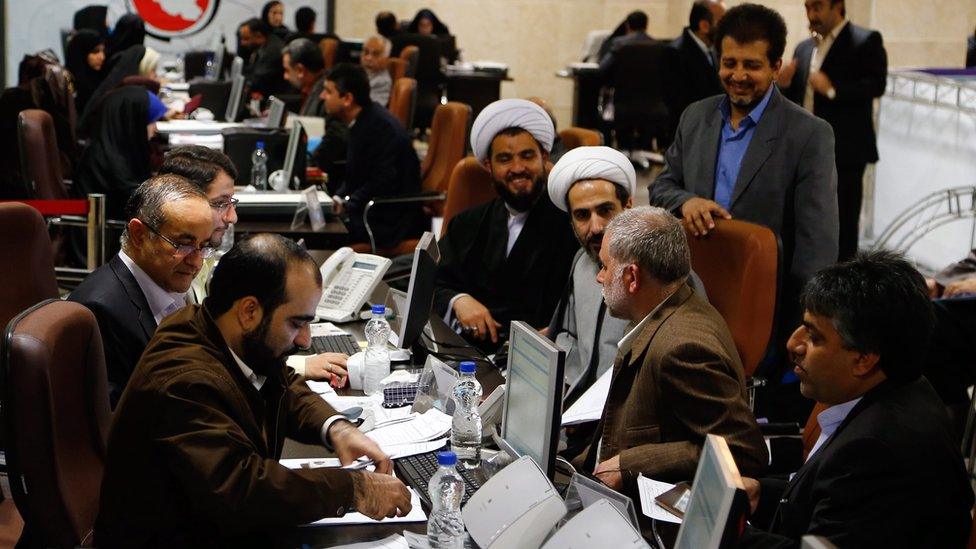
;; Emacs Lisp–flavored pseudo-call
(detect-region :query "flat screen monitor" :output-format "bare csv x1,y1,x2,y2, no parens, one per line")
279,120,301,189
224,74,245,122
674,434,749,549
267,97,286,128
498,321,565,480
397,232,439,351
230,56,244,81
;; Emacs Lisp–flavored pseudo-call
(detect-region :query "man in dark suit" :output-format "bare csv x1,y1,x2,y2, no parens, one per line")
666,1,726,132
598,10,653,77
578,206,766,494
320,63,423,249
434,99,579,353
779,0,887,261
69,175,215,407
650,5,837,412
740,251,973,548
242,18,289,97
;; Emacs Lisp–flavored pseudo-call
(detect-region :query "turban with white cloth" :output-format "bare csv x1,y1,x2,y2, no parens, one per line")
470,99,555,163
547,146,636,212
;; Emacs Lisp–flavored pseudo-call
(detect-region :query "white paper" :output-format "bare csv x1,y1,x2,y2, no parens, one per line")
310,322,353,338
280,457,342,469
166,133,223,148
303,488,427,526
561,368,613,425
305,378,337,395
367,409,452,447
383,438,447,459
637,475,682,524
327,534,409,549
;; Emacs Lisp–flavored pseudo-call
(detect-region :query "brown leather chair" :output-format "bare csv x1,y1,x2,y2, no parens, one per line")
2,299,111,547
685,218,779,377
387,77,417,130
559,127,603,150
319,37,339,69
399,45,419,78
420,102,471,218
17,110,69,200
440,156,497,238
30,62,77,177
801,402,829,461
387,58,408,85
0,202,59,332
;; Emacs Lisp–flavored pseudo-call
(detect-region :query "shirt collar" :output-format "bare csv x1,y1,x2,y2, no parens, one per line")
719,83,775,128
823,19,848,42
118,250,187,323
817,396,862,436
228,347,267,391
617,291,673,352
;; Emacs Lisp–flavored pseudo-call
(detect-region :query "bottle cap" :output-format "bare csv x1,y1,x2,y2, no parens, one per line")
459,361,476,374
437,451,457,466
256,140,265,149
371,304,386,315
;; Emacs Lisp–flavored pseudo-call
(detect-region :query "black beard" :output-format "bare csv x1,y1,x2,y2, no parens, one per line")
494,175,544,212
240,315,297,377
581,233,603,262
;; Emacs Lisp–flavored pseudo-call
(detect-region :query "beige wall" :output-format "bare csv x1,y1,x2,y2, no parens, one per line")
335,0,976,129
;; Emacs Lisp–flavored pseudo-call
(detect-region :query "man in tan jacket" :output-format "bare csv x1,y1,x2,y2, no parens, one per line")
580,206,766,492
96,234,411,547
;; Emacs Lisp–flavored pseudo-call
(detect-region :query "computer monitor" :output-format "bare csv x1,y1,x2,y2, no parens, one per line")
266,97,286,128
396,232,440,352
230,56,244,81
498,321,565,480
224,74,245,122
674,434,750,549
277,120,301,189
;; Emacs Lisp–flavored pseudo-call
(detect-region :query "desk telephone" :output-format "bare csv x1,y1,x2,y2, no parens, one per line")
316,247,391,322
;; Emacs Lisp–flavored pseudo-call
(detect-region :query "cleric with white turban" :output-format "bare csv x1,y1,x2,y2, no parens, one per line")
547,146,637,212
470,98,555,163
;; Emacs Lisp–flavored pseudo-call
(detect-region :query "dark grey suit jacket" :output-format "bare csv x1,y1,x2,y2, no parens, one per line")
649,86,838,322
68,254,157,407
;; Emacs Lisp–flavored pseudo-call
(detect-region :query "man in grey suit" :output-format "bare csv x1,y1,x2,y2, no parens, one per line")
650,4,837,417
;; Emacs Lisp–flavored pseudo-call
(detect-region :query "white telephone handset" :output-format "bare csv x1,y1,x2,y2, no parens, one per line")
317,247,391,322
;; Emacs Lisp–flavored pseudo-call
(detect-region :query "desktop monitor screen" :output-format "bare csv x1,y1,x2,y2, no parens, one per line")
279,120,301,188
266,97,286,128
230,56,244,81
224,74,245,122
499,321,565,479
675,434,748,549
397,232,439,350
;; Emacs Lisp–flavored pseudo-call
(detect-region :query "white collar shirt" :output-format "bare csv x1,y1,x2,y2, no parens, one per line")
804,19,849,111
118,251,188,325
806,396,862,461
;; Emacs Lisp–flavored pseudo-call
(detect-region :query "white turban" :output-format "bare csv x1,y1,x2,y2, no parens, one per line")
470,99,555,163
547,146,636,212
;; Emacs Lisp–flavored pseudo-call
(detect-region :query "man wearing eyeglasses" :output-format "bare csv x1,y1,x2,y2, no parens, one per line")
69,174,215,407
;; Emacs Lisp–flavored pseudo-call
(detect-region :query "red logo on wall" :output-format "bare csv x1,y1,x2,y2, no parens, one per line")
125,0,220,38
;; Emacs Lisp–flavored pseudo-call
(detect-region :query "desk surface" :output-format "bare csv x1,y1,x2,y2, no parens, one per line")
235,218,350,249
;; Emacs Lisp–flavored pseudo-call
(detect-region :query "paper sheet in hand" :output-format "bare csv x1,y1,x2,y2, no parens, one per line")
303,488,426,526
328,534,409,549
561,367,612,425
367,409,452,447
280,457,342,469
637,475,682,524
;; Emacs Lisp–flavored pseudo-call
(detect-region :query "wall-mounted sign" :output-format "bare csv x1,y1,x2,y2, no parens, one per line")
126,0,221,39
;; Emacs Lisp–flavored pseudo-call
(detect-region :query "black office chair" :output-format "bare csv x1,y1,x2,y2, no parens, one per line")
609,41,672,154
391,34,446,132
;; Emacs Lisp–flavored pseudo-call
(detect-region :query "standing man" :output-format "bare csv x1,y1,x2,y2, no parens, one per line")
69,175,215,407
649,4,838,410
361,35,393,106
666,1,726,128
739,252,973,547
598,10,653,77
434,99,580,352
96,234,411,546
579,207,767,490
779,0,887,261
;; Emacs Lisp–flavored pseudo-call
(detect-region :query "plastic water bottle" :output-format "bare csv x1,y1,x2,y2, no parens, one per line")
427,451,465,549
204,52,216,79
363,304,391,396
451,361,482,469
251,141,268,190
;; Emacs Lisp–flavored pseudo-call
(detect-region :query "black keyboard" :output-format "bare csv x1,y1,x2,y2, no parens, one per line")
395,451,482,507
310,334,360,355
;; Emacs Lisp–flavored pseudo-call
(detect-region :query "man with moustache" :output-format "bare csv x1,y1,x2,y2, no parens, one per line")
69,175,215,407
433,99,580,352
666,0,727,131
96,234,412,547
282,38,328,116
576,206,766,493
649,4,837,418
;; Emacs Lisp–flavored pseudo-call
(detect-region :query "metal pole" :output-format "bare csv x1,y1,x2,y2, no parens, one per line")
87,194,106,269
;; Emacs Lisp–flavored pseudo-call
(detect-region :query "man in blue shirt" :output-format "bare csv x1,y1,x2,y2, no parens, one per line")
650,4,837,421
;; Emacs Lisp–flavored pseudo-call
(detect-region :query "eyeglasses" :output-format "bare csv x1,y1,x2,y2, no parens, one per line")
141,220,216,259
210,197,239,212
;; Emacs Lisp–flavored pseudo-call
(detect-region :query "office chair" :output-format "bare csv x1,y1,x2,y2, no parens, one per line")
387,57,408,84
558,127,603,150
609,41,671,155
319,37,339,69
440,156,498,238
0,202,59,336
387,77,418,130
2,299,111,547
30,62,77,177
391,35,443,131
399,45,419,78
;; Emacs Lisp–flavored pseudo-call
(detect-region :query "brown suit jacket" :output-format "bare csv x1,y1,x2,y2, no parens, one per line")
581,284,767,488
95,304,357,548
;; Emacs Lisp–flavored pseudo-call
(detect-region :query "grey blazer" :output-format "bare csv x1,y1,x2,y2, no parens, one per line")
650,86,838,299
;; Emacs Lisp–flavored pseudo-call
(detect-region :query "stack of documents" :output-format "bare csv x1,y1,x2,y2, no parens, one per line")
367,408,452,447
561,368,612,425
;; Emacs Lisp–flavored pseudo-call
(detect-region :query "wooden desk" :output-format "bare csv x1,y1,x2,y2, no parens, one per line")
556,65,603,130
445,69,511,122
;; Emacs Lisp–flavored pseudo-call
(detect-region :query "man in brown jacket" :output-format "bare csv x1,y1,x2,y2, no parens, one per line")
581,206,767,493
95,234,411,547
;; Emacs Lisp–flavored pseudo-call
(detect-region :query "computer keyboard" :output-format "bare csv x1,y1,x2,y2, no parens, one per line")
310,334,361,356
395,451,482,506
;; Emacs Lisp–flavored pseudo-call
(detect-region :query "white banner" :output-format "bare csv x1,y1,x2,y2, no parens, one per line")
5,0,328,87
